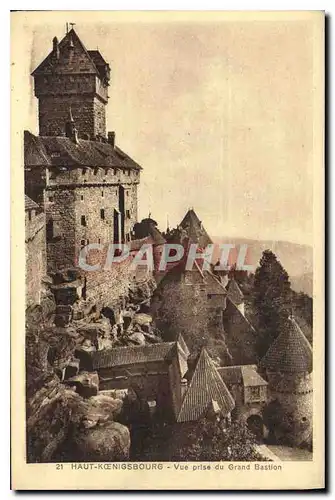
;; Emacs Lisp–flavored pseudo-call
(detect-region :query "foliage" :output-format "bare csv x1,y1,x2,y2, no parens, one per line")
171,418,268,461
252,250,292,357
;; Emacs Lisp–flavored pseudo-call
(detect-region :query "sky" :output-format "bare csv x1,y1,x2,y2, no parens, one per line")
14,12,319,246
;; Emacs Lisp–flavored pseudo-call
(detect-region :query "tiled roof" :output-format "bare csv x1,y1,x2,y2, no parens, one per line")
24,130,141,170
217,365,243,385
25,195,39,211
32,29,101,77
227,278,244,306
177,349,235,422
179,209,213,248
261,317,313,373
92,342,176,370
218,365,267,388
241,365,268,387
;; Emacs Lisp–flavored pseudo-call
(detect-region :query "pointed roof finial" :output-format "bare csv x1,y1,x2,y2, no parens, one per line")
69,22,76,30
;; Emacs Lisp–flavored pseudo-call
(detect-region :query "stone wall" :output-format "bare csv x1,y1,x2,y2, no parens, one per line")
266,371,313,446
25,210,46,307
37,95,106,139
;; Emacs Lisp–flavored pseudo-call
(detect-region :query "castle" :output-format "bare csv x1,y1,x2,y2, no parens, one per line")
24,27,313,452
25,27,141,315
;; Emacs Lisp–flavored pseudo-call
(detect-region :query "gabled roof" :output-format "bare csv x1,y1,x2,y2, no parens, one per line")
25,195,39,211
92,342,176,370
32,29,103,77
261,317,313,373
218,365,268,388
177,349,235,423
24,130,141,170
179,209,213,248
227,278,244,306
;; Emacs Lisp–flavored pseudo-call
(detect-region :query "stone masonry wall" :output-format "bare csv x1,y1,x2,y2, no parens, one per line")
45,189,76,271
266,371,313,446
25,211,46,307
38,95,106,138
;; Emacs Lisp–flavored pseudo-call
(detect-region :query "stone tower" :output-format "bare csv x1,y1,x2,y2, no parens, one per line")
32,28,110,139
261,317,313,447
25,28,141,311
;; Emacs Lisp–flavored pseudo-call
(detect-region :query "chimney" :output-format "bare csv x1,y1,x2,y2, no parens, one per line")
180,378,188,400
52,36,60,60
108,131,115,148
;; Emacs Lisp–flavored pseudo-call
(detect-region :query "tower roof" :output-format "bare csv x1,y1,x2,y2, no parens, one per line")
261,317,313,373
226,278,244,306
179,209,213,249
177,348,235,422
24,130,141,170
32,28,109,81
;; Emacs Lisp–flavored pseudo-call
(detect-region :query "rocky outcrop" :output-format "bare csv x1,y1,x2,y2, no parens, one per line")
27,371,129,462
70,421,130,462
65,371,99,398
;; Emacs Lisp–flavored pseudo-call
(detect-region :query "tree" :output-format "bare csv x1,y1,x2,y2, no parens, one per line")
252,250,291,357
171,419,268,461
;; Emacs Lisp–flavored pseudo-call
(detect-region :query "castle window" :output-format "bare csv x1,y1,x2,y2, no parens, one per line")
100,209,105,220
126,210,130,219
48,195,54,202
81,215,86,227
94,168,98,175
126,191,129,197
127,170,131,176
98,238,101,244
81,195,84,201
101,191,104,197
46,219,54,241
28,211,32,221
113,169,117,176
80,239,86,248
82,168,86,175
248,386,261,402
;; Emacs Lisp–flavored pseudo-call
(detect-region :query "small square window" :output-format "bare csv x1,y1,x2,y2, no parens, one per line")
249,386,261,401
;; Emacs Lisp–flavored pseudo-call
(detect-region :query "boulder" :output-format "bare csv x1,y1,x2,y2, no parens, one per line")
77,322,110,345
71,421,130,461
128,331,146,346
134,313,152,326
81,394,123,428
65,371,99,398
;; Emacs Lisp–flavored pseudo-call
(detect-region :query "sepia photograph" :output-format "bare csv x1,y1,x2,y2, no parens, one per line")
11,9,324,490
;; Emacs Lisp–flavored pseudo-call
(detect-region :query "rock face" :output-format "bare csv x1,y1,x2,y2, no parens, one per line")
27,373,129,462
70,421,130,462
65,371,99,398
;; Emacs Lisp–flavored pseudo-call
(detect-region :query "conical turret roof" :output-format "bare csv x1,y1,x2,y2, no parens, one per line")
261,317,312,373
179,209,212,249
177,348,235,422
